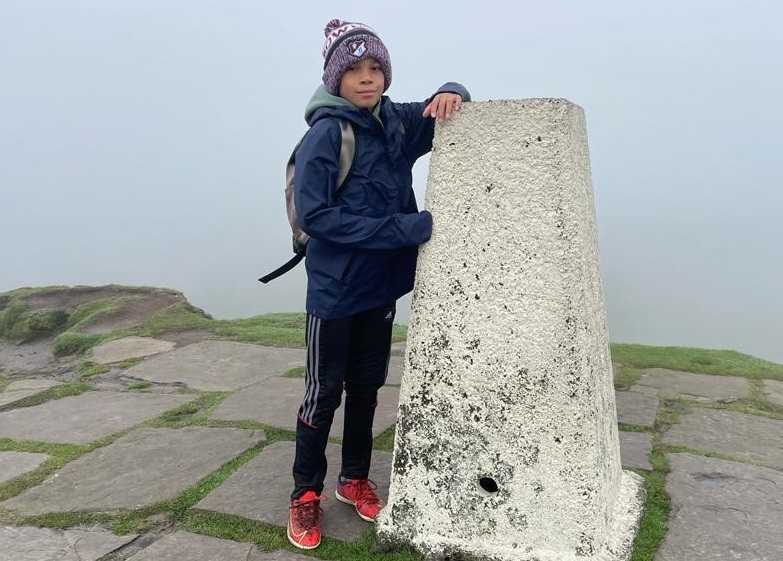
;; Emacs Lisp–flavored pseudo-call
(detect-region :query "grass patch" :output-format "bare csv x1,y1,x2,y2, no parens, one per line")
144,393,229,428
0,306,68,342
122,304,214,337
374,426,396,452
0,383,92,412
255,426,296,443
116,357,144,369
66,298,124,330
610,343,783,380
281,366,305,378
128,381,152,390
629,451,670,561
184,511,422,561
52,331,103,357
77,362,110,378
211,314,306,347
617,422,654,433
391,323,408,344
19,511,112,529
612,363,645,389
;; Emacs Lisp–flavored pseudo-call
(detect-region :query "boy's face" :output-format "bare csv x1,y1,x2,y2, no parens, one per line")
339,58,385,109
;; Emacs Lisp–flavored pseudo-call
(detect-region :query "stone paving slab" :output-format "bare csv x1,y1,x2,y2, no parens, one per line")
615,387,658,427
385,354,404,386
0,451,49,485
619,431,653,470
762,379,783,407
210,376,400,438
0,379,59,408
638,368,749,401
662,407,783,469
90,336,175,364
0,526,136,561
127,531,314,561
390,341,406,357
122,341,304,391
0,426,265,516
0,391,197,444
657,453,783,561
196,441,393,543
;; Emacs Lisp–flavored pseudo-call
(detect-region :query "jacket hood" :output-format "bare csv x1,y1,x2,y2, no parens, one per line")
304,84,383,127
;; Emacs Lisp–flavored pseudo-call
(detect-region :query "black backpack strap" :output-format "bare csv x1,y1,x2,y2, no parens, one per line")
258,252,305,284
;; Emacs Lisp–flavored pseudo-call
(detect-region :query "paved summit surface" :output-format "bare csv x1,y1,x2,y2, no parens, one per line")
0,337,781,560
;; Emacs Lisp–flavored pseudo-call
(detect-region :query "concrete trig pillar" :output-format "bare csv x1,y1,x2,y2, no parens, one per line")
376,100,645,561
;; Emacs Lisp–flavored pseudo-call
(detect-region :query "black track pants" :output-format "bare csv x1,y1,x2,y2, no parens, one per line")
292,303,395,499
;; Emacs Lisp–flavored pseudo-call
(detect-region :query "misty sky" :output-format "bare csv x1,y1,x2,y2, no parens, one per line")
1,1,781,363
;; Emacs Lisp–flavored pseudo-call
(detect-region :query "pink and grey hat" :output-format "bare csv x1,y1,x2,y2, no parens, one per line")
321,19,392,95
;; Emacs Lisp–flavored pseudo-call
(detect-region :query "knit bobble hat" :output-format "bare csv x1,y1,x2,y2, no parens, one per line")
321,19,392,95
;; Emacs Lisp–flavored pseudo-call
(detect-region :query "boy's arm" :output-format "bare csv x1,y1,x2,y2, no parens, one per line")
294,120,432,250
395,82,471,162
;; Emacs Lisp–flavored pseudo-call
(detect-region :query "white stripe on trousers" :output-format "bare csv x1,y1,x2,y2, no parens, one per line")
301,314,321,425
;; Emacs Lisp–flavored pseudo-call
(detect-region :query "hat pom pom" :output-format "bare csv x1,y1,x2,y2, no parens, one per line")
324,19,344,36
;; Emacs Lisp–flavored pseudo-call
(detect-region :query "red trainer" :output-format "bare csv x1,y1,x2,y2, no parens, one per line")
287,490,324,549
335,478,383,522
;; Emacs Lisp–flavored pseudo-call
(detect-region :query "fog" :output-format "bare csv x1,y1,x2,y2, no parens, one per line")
1,1,780,362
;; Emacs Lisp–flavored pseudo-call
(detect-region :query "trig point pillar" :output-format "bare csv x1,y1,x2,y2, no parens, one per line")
376,99,645,561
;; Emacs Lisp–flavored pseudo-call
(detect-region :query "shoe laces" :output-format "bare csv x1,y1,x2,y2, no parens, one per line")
349,479,380,506
291,494,324,528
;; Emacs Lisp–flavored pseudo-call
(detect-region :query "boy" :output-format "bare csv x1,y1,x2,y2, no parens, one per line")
288,19,470,550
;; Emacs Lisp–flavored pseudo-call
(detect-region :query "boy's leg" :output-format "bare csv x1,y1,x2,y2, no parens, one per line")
292,313,351,499
340,303,395,480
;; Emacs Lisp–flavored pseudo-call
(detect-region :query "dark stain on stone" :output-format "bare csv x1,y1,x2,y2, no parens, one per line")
694,472,737,485
505,506,529,529
449,279,465,297
390,497,418,527
575,532,595,556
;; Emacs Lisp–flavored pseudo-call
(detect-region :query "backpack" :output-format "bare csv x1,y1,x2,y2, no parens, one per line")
258,119,356,284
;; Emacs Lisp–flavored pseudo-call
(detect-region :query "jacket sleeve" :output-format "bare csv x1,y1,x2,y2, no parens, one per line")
294,119,432,250
394,82,472,162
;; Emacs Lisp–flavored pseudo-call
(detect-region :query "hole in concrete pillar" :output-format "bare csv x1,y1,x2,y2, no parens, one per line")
479,477,499,494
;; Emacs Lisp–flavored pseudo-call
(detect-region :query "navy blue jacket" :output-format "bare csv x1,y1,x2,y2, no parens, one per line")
294,83,470,319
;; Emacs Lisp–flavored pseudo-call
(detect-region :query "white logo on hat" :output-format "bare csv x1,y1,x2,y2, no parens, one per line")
348,39,367,58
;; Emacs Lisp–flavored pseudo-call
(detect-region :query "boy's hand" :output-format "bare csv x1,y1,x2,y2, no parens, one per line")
423,93,462,123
